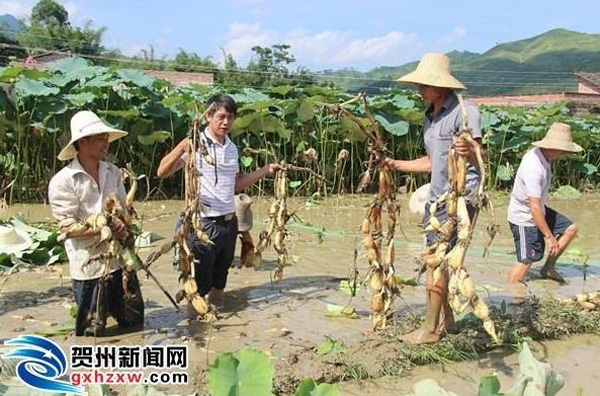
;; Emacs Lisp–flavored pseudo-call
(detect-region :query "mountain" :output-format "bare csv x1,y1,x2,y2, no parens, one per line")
0,14,23,39
322,29,600,95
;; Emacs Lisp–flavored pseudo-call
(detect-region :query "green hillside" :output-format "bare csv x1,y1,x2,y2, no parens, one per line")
323,29,600,95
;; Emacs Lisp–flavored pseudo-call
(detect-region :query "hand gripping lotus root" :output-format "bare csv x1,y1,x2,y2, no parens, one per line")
421,94,499,343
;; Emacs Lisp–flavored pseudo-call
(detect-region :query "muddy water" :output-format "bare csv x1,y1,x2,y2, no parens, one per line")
1,193,600,394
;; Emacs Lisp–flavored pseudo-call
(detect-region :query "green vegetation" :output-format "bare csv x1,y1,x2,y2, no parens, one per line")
325,29,600,95
0,57,599,204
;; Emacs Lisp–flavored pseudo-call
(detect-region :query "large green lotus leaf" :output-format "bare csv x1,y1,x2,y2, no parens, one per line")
86,74,120,88
339,115,365,142
65,92,96,107
375,114,409,136
234,348,274,396
271,85,294,97
208,348,274,396
140,102,170,118
501,135,530,153
117,69,154,88
138,131,171,146
233,112,259,130
390,94,415,110
245,100,277,112
482,112,501,129
11,217,52,242
478,374,501,396
42,73,76,88
297,98,315,123
15,78,59,98
504,342,564,396
230,89,270,104
571,162,597,176
0,66,50,82
399,108,425,124
496,164,514,181
48,57,98,80
553,185,581,200
295,378,340,396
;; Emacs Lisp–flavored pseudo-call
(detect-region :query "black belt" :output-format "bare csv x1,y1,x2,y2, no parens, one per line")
204,213,236,222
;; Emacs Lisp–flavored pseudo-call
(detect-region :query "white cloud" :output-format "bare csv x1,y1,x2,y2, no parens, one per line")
435,27,467,48
221,22,423,69
0,0,34,18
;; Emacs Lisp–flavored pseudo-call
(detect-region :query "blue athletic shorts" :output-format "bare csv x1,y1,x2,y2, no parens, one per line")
509,206,572,264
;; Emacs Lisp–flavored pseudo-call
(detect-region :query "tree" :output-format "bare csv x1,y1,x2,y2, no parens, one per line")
31,0,69,27
19,0,106,56
172,48,217,72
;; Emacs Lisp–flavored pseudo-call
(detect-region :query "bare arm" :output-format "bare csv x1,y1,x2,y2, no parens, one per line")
157,138,188,178
385,156,431,173
235,163,284,192
529,197,559,256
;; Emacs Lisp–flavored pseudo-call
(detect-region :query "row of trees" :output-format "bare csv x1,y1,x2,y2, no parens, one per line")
0,0,319,88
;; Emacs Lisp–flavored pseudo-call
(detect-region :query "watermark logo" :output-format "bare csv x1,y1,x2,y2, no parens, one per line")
3,335,85,395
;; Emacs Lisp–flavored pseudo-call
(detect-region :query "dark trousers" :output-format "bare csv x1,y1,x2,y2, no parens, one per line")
179,216,238,296
72,269,131,335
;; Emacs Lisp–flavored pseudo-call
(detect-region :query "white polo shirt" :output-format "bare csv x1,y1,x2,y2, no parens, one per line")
48,158,126,280
507,147,551,226
180,128,239,217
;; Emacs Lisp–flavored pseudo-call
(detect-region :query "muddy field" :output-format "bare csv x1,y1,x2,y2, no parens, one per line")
1,193,600,395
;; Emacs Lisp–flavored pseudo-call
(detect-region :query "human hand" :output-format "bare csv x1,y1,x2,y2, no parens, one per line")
453,137,471,156
545,235,559,257
381,157,397,170
110,217,127,239
265,163,285,176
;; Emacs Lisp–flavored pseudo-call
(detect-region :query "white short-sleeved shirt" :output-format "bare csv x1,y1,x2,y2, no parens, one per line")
48,158,126,280
180,128,239,217
507,147,551,226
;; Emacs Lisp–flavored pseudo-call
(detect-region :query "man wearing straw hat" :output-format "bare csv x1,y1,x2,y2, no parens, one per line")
385,52,484,344
157,94,282,308
48,110,138,336
507,122,581,300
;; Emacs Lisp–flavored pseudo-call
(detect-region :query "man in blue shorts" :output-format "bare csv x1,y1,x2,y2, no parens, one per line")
507,122,581,302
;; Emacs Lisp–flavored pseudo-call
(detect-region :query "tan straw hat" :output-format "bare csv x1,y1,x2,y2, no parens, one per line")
532,122,583,153
397,52,466,90
0,225,33,255
235,194,253,232
58,110,128,161
409,183,430,215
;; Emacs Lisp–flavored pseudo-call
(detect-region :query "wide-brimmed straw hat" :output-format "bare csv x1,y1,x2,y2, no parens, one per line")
58,110,128,161
409,183,431,215
532,122,583,153
0,225,33,255
235,194,253,232
397,52,466,90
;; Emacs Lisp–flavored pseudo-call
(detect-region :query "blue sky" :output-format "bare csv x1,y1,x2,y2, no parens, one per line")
1,0,599,70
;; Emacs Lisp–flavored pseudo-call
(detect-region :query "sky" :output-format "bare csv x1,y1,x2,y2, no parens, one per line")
1,0,599,71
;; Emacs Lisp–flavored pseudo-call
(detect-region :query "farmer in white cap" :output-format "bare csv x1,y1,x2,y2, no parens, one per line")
48,110,140,336
157,94,282,308
384,53,484,344
507,122,581,300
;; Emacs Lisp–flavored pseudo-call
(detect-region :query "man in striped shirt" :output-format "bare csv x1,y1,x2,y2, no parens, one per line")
157,94,282,307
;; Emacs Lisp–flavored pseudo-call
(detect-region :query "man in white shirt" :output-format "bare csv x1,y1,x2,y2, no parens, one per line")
157,94,282,308
48,110,138,336
507,122,581,302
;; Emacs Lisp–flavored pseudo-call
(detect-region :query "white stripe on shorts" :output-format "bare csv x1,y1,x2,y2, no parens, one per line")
519,225,526,262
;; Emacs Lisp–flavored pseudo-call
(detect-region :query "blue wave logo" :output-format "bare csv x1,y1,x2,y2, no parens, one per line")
2,335,85,394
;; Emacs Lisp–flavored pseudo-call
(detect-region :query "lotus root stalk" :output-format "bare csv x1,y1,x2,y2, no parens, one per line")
421,94,500,343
